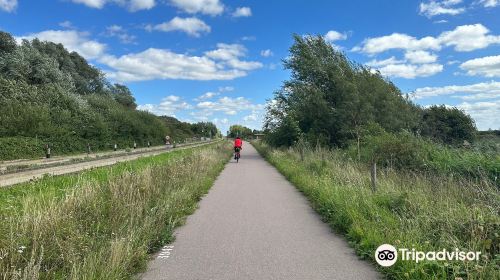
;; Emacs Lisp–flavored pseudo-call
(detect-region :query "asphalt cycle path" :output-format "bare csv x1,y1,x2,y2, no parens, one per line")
142,142,379,280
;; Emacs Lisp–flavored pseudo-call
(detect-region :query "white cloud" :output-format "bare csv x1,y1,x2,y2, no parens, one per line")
354,24,500,54
100,44,262,82
353,33,440,54
377,63,443,79
404,50,438,64
105,25,136,44
196,96,264,116
169,0,224,16
439,24,500,51
455,100,500,130
128,0,155,11
0,0,17,12
71,0,155,11
232,7,251,17
243,113,258,122
460,55,500,77
17,30,106,59
478,0,499,7
138,95,192,116
366,56,405,67
413,81,500,99
419,0,465,18
324,30,347,42
146,17,210,37
72,0,106,8
218,86,234,92
197,92,219,100
205,43,263,71
59,21,75,29
260,49,273,57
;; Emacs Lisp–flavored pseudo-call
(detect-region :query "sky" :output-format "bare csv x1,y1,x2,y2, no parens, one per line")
1,0,499,133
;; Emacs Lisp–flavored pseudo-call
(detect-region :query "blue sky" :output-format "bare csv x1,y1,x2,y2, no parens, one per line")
1,0,499,132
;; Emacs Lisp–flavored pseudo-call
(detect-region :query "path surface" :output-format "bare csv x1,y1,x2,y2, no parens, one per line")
0,141,217,188
141,143,379,280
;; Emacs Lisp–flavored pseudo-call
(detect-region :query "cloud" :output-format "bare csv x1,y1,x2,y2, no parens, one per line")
353,24,500,54
205,43,263,70
104,25,136,44
196,92,219,100
101,44,262,82
404,50,438,64
324,30,348,42
196,96,264,116
146,17,210,37
138,95,192,116
376,63,443,78
243,113,258,122
59,21,75,29
0,0,17,12
169,0,224,16
460,55,500,77
413,81,500,99
353,33,440,54
232,7,251,17
260,49,273,57
366,56,405,67
478,0,499,7
218,86,234,92
419,0,465,18
455,100,500,130
439,24,500,51
71,0,155,11
17,30,106,59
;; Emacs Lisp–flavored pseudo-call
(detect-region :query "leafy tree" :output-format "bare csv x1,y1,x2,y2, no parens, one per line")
265,35,421,147
111,84,137,109
229,125,253,138
420,105,476,145
0,31,16,54
0,30,223,159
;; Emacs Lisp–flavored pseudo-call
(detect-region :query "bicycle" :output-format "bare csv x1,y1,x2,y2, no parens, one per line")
234,147,241,163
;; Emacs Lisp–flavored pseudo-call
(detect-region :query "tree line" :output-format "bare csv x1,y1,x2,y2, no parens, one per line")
0,31,219,160
264,35,476,148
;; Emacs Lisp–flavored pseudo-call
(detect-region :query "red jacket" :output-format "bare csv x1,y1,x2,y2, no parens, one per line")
234,138,242,148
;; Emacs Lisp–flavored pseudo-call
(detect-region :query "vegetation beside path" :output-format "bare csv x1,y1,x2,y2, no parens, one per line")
253,141,499,280
0,141,232,279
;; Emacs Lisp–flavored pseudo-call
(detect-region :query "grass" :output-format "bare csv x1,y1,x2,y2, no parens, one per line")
0,141,232,279
253,141,499,280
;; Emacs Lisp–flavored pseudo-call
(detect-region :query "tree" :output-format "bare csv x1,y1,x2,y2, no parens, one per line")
420,105,476,145
111,84,137,109
265,34,419,147
229,125,253,138
0,31,16,54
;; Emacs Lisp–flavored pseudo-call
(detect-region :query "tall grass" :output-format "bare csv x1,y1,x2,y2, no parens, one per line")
254,141,499,280
0,141,232,279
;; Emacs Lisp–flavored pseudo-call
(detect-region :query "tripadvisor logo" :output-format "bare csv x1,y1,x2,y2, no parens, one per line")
375,244,481,267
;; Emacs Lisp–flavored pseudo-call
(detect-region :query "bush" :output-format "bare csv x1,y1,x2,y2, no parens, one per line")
347,131,500,184
0,137,45,160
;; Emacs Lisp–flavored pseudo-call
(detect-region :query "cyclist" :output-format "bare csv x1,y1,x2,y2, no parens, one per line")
234,136,242,159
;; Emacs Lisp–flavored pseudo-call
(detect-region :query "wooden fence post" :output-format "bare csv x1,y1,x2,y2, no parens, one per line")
371,162,377,192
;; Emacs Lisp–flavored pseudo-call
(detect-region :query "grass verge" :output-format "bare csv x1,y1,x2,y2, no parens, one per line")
0,141,232,279
253,141,499,280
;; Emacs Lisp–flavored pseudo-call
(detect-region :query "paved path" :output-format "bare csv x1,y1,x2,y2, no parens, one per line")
0,141,217,188
141,142,379,280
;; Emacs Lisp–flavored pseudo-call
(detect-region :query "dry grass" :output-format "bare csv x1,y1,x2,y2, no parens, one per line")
0,142,232,279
